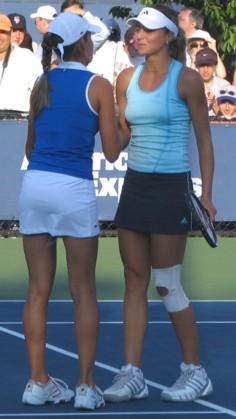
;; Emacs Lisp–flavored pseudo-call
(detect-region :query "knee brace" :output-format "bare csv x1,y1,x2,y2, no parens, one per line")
152,264,189,312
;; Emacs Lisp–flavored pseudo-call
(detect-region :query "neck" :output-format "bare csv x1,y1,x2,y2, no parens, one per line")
204,79,214,87
145,57,172,74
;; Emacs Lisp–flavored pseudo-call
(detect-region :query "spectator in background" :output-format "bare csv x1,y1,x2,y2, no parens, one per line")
123,27,145,67
102,16,121,42
215,87,236,119
20,32,37,52
0,14,42,113
30,5,57,61
88,26,144,95
195,48,230,116
178,7,204,38
178,8,227,79
87,17,121,86
187,30,226,79
60,0,110,52
8,13,38,52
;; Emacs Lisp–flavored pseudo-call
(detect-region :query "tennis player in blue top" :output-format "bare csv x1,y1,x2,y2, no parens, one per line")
103,4,216,404
18,12,121,410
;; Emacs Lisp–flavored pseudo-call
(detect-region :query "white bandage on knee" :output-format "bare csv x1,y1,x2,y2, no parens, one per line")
152,264,189,312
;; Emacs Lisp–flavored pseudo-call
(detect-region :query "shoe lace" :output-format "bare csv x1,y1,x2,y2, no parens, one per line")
172,370,195,390
50,377,69,391
112,369,131,386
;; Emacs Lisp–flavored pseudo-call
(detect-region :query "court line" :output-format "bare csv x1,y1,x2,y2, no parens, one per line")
0,300,236,303
0,412,225,417
1,321,236,325
1,326,236,418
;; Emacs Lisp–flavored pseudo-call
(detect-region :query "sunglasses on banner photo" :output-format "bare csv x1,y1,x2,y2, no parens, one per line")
189,41,208,49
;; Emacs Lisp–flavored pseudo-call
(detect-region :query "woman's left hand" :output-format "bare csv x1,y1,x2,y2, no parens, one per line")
201,198,217,222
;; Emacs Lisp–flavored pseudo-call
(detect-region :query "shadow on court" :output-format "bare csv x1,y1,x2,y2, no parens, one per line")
0,300,236,418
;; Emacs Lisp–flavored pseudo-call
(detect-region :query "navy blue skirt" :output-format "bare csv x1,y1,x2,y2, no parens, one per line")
114,169,193,234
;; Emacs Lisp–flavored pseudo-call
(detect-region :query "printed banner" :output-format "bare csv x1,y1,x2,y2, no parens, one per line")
0,120,235,221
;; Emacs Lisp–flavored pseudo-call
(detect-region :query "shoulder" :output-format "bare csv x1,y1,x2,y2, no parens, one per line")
91,74,113,88
178,66,205,99
89,74,113,96
13,44,33,58
117,66,137,86
213,76,231,87
179,66,202,84
11,45,42,72
13,45,41,63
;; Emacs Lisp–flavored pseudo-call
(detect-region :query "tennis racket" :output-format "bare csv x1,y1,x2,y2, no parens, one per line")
185,190,218,248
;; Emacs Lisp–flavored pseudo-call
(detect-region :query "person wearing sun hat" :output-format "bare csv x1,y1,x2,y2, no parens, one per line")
0,14,42,112
19,11,121,411
103,4,216,405
87,24,144,92
187,29,226,78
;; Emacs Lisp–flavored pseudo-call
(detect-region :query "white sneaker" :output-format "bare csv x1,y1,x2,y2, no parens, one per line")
74,384,105,410
161,363,213,402
103,364,149,402
22,377,74,405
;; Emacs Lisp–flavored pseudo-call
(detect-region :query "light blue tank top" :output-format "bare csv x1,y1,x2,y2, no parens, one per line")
125,60,191,173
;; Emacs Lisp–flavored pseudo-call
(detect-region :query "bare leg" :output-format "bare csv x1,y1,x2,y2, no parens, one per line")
169,307,200,365
23,234,57,384
118,229,151,368
63,236,99,386
151,234,200,365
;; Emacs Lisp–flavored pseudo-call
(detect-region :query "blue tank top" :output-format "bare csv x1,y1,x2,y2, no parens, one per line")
125,60,191,173
28,64,98,180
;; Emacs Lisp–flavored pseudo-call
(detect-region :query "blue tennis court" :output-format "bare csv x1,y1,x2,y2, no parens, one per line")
0,300,235,418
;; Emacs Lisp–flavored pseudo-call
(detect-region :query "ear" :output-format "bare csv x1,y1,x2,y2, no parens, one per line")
167,31,175,44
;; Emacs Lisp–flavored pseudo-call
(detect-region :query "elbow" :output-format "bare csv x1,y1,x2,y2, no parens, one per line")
105,150,120,163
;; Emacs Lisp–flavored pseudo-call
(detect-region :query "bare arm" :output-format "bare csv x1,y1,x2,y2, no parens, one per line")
25,114,36,161
84,11,110,52
205,36,227,79
115,67,134,149
232,69,236,87
71,6,110,52
89,76,121,162
179,67,217,220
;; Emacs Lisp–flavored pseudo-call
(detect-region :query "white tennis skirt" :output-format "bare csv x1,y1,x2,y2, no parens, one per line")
18,170,99,238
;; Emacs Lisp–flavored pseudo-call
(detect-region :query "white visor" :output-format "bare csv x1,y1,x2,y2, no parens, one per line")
126,7,178,39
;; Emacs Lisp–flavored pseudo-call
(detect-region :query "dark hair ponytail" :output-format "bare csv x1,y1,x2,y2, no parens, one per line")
30,33,63,119
41,32,63,71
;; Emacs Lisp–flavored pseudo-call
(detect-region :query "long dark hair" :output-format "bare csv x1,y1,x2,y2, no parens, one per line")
20,32,33,52
151,4,186,64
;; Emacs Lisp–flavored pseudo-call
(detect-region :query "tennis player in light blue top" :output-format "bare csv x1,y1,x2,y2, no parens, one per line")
104,4,216,404
18,11,121,410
